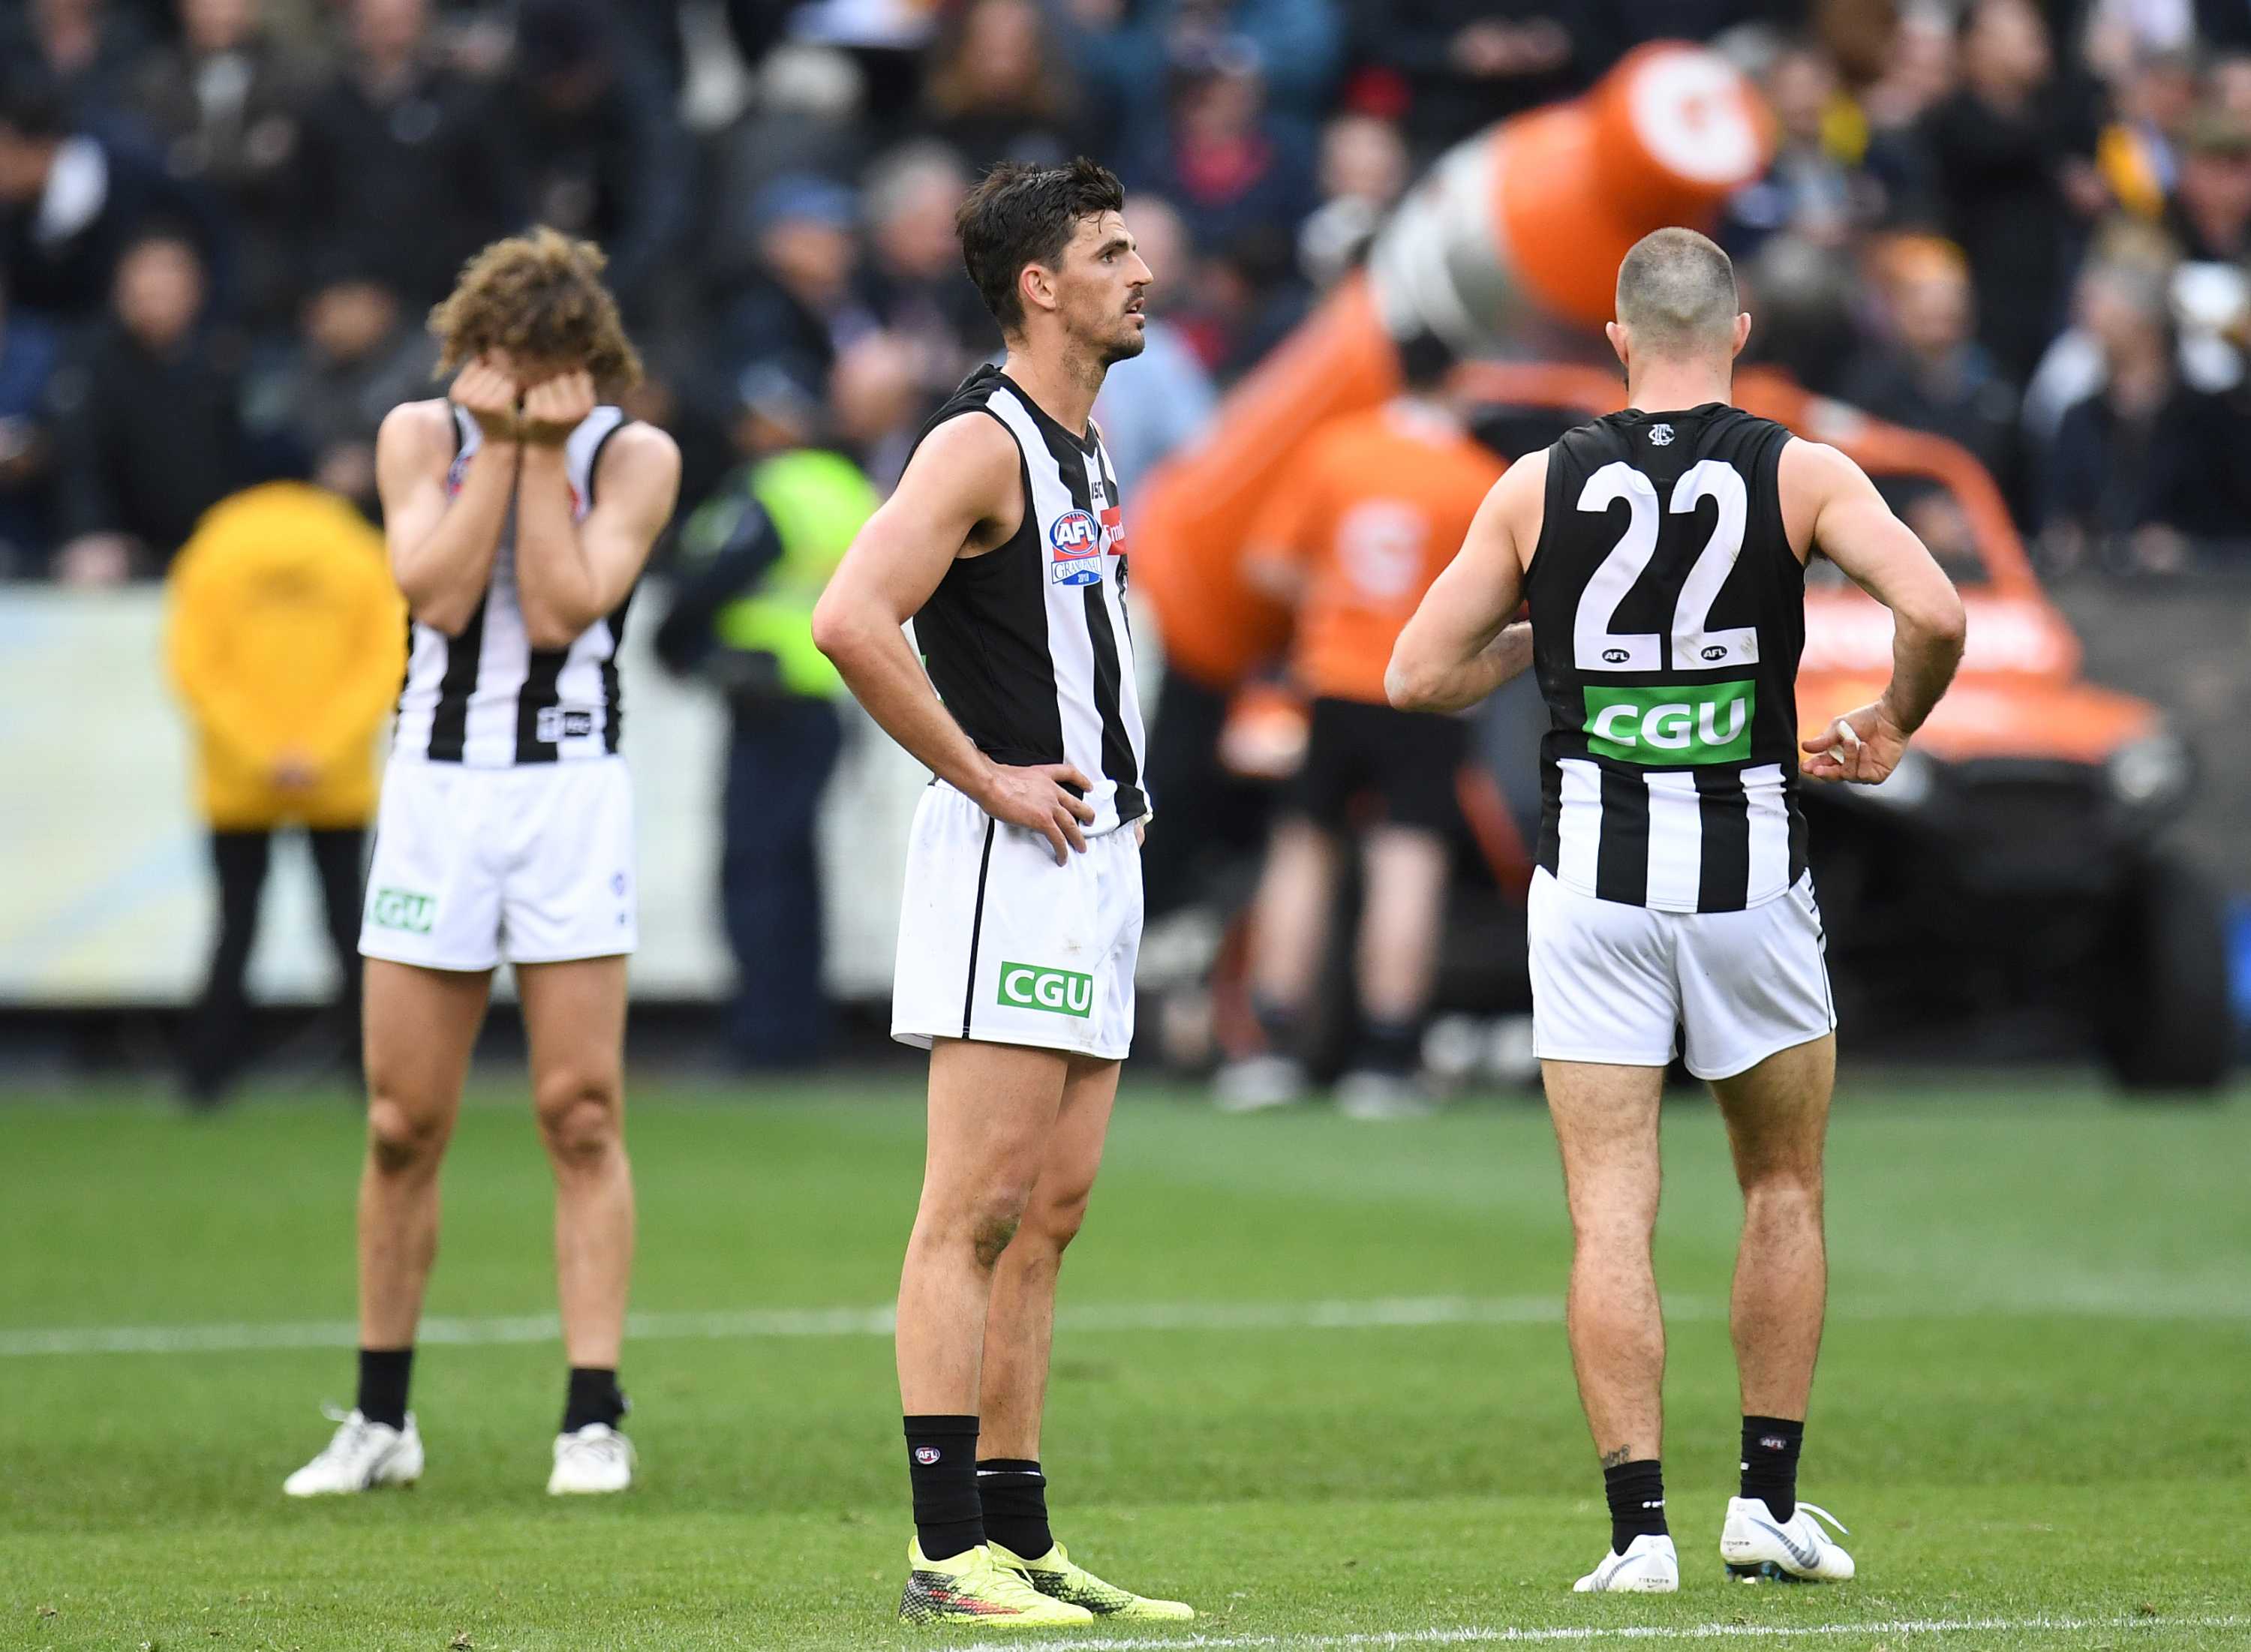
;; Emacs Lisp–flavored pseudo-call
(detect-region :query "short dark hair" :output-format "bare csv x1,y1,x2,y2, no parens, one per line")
1615,227,1739,356
955,157,1126,334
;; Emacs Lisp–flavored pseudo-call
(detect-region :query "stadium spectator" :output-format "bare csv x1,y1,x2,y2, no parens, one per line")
1919,0,2106,386
0,67,233,325
287,0,518,311
1090,194,1216,494
2165,109,2251,262
1724,40,1877,256
713,173,872,405
1126,47,1316,261
855,143,993,407
1347,0,1585,158
119,0,329,332
0,274,62,575
1840,236,2021,500
828,327,927,493
164,479,404,1106
654,371,877,1068
258,266,437,516
919,0,1086,167
1217,351,1502,1118
495,0,693,325
1296,111,1407,290
1072,0,1342,163
2044,257,2251,569
3,0,153,116
2093,47,2200,221
52,231,248,582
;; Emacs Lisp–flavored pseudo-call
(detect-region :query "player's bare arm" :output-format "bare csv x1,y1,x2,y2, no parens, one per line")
512,371,682,649
1385,450,1543,714
1780,439,1967,785
813,413,1098,867
376,358,522,635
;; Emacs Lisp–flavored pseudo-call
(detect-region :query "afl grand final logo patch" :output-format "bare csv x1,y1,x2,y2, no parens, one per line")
1049,509,1102,586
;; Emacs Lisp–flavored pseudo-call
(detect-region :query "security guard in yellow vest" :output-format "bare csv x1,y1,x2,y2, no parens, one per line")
655,434,877,1065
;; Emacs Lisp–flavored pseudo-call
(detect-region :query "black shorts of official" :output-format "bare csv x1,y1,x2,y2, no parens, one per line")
1288,695,1467,837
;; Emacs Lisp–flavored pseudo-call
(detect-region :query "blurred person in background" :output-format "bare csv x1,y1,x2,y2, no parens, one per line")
289,0,517,311
497,0,692,325
120,0,325,333
2165,107,2251,261
920,0,1086,167
0,66,233,326
829,326,929,492
714,173,872,413
1069,0,1342,164
1216,350,1501,1119
2093,46,2200,221
164,480,404,1107
654,365,877,1068
1090,194,1216,495
2,0,153,114
258,262,437,517
2045,254,2251,569
1723,39,1879,257
1840,235,2021,503
51,230,247,583
0,273,62,575
1347,0,1584,158
857,142,993,407
1919,0,2105,386
1127,44,1315,261
1295,110,1407,290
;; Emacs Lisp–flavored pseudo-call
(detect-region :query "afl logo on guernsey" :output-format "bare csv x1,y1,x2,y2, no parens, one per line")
1049,509,1103,585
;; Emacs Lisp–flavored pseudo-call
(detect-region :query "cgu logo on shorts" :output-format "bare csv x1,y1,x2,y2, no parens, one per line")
1049,511,1103,586
1582,680,1754,764
368,887,436,934
999,961,1094,1017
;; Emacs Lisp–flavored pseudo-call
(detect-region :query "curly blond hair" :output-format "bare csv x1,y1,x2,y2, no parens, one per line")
428,227,644,389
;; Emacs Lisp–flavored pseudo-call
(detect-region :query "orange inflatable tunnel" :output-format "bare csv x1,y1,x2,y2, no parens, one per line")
1135,43,1772,692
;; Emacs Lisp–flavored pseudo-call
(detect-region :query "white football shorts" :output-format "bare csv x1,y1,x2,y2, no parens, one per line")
359,756,636,972
891,780,1143,1061
1527,866,1836,1081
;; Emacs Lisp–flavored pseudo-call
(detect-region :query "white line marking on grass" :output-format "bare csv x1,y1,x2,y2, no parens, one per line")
4,1282,2246,1359
952,1614,2249,1651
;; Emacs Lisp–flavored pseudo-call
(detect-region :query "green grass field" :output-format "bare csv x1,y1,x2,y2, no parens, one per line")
5,1073,2249,1651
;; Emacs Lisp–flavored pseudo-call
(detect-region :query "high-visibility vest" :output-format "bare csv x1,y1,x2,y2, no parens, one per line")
708,449,878,700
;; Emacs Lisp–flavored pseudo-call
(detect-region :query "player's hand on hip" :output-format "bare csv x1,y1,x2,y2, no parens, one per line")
451,356,521,443
1800,702,1907,785
980,762,1098,865
519,370,597,446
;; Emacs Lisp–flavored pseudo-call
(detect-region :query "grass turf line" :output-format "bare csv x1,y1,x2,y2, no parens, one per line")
5,1076,2247,1650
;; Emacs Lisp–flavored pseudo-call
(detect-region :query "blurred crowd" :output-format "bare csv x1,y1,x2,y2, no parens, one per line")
3,0,2251,586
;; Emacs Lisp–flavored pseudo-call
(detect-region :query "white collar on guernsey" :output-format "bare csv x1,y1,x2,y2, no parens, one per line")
34,136,109,247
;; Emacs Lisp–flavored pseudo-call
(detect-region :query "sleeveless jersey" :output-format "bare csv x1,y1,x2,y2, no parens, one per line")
1525,403,1806,912
908,365,1149,834
392,403,635,767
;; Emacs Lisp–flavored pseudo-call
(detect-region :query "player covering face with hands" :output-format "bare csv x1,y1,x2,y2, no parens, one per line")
1387,227,1964,1593
283,230,681,1503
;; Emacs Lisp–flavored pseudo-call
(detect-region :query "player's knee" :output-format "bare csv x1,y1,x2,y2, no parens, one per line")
533,1072,623,1170
1742,1169,1823,1224
365,1094,446,1178
1025,1182,1094,1257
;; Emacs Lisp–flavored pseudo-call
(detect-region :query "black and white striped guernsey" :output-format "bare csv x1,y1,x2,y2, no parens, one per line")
908,365,1149,834
392,403,635,766
1525,403,1808,913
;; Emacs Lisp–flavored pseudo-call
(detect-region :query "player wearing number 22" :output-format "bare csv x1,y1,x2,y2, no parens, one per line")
1389,228,1967,1593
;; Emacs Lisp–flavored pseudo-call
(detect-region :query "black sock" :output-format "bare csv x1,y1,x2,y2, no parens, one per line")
1251,993,1296,1054
1603,1458,1668,1555
905,1416,984,1561
562,1367,627,1434
977,1458,1053,1559
356,1347,413,1430
1740,1415,1804,1521
1357,1017,1423,1077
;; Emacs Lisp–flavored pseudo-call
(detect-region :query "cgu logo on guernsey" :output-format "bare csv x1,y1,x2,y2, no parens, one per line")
999,961,1095,1017
1583,680,1755,764
1049,510,1103,585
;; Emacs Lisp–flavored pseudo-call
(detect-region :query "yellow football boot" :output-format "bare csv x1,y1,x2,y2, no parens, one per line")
987,1539,1196,1621
897,1539,1095,1627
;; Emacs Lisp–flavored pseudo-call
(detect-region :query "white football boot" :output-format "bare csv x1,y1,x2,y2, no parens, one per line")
1213,1055,1308,1113
283,1407,423,1496
548,1422,636,1494
1573,1533,1679,1593
1721,1497,1855,1581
